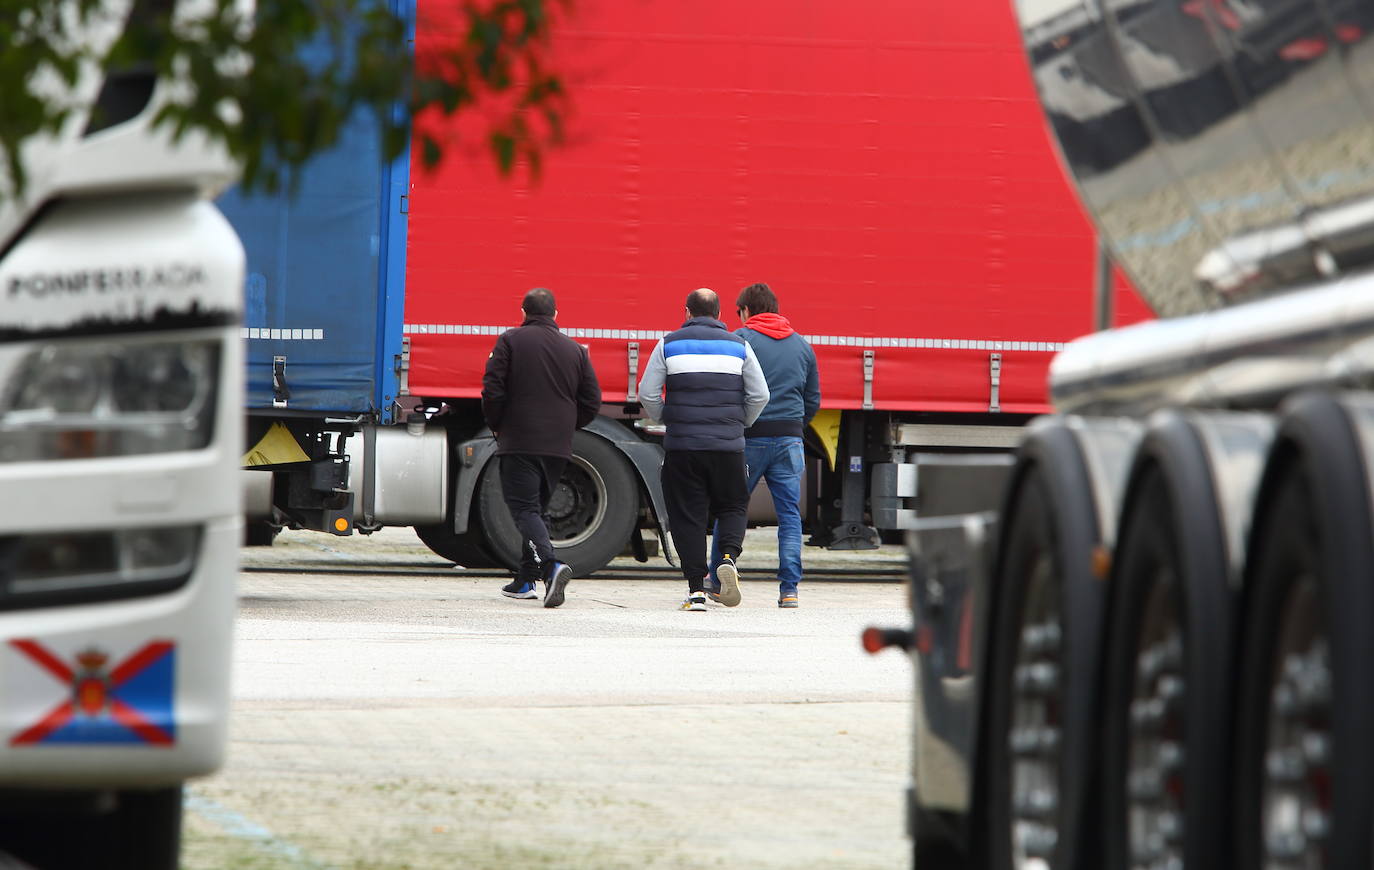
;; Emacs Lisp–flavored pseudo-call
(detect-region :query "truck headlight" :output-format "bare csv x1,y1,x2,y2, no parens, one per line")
0,337,219,461
0,526,200,609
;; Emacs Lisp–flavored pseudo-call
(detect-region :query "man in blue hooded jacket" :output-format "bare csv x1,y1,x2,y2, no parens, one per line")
710,282,820,607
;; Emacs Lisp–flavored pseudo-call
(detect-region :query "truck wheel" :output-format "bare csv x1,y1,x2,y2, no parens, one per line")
914,838,962,869
478,431,639,576
983,460,1103,870
414,521,500,568
243,521,279,547
1101,464,1232,870
414,437,501,569
0,786,182,870
1234,455,1374,869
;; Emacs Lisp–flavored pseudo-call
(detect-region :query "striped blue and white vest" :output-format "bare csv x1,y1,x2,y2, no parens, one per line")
662,317,749,452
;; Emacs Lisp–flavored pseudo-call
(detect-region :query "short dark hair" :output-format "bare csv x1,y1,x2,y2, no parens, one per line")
685,287,720,318
522,287,556,316
736,282,778,315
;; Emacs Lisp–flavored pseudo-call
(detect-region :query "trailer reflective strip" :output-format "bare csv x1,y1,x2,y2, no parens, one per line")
241,328,326,340
402,324,1066,352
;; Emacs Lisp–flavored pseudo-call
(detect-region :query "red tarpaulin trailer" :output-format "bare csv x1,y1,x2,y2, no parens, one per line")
405,0,1150,413
229,0,1152,572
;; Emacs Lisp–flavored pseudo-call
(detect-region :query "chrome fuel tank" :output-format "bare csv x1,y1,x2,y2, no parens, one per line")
1016,0,1374,317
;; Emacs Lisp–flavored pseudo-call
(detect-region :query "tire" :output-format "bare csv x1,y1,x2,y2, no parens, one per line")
414,520,500,568
983,459,1104,870
1233,421,1374,870
414,432,502,569
1101,463,1233,870
477,431,639,577
0,786,182,870
243,521,279,547
914,835,964,870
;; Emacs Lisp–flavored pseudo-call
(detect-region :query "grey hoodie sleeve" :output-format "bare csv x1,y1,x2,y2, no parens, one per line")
803,344,821,424
636,340,668,423
741,343,770,426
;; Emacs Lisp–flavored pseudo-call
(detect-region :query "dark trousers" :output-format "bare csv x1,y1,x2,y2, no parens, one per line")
663,449,748,591
499,454,567,581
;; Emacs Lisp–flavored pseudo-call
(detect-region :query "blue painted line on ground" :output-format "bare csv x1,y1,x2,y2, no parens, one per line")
186,790,335,869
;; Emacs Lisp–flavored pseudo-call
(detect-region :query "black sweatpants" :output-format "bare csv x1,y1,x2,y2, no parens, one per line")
663,449,748,592
498,454,568,582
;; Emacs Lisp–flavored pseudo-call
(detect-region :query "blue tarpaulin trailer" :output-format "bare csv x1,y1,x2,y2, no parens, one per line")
221,109,409,421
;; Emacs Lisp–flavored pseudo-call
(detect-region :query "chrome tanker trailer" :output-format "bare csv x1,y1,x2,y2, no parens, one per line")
868,0,1374,868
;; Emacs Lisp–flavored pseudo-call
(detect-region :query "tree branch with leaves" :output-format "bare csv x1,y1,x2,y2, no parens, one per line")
0,0,570,198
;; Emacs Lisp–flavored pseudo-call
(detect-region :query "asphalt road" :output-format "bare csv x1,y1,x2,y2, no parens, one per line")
182,527,916,870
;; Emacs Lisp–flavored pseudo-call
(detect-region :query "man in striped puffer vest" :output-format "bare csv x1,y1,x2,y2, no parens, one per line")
638,288,770,611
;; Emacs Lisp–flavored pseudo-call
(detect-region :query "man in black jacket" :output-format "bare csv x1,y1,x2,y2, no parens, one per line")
481,287,602,607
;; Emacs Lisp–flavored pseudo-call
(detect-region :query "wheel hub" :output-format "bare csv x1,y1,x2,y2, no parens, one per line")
1262,574,1331,869
1009,555,1064,870
547,456,609,548
1127,574,1187,870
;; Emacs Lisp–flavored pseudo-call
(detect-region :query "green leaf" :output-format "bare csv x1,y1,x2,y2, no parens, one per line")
0,0,574,198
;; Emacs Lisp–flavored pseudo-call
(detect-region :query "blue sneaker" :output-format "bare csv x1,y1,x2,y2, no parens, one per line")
543,561,572,608
501,579,538,600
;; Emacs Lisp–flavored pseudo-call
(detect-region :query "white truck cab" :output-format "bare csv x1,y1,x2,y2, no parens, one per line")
0,3,243,866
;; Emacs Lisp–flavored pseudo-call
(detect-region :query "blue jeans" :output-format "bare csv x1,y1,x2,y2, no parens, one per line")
711,435,804,596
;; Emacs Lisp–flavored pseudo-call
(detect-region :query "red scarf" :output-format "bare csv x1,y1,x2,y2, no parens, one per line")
743,312,794,339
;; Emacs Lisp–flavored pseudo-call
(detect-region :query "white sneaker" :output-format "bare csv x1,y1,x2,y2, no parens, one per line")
679,593,707,611
714,556,741,607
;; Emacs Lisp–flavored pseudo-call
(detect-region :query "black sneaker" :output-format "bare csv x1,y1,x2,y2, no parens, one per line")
543,561,572,608
501,579,538,600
